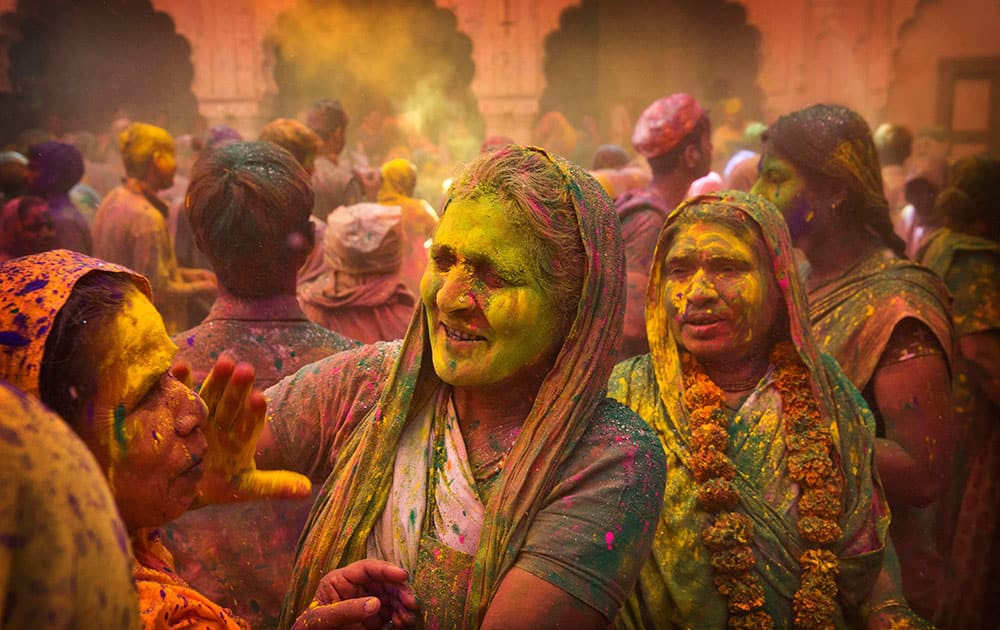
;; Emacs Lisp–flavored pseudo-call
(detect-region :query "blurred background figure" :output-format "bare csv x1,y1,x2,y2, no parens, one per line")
298,202,415,344
0,195,55,261
92,122,217,334
0,150,28,205
616,93,711,361
589,143,650,200
306,99,363,220
167,139,357,630
376,157,438,297
873,122,914,240
26,140,91,254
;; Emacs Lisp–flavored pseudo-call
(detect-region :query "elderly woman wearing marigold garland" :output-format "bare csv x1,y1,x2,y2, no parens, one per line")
609,191,902,628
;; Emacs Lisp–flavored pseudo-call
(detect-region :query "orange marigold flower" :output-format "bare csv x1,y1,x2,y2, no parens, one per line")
691,448,737,483
685,379,725,408
692,422,729,451
788,451,835,487
711,545,756,574
787,429,832,453
798,516,842,546
725,579,767,613
697,478,740,512
800,549,840,578
729,609,775,630
703,512,754,549
798,487,842,519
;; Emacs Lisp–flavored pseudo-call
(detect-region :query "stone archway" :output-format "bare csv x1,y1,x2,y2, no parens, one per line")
539,0,765,154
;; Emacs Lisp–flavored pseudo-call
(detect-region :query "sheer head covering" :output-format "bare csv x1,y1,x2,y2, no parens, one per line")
762,104,904,256
632,93,707,159
376,158,417,204
612,190,888,625
323,203,403,275
0,249,150,398
281,145,625,628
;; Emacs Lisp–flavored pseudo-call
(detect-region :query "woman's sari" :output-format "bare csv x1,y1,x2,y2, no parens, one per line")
274,147,665,629
609,191,890,628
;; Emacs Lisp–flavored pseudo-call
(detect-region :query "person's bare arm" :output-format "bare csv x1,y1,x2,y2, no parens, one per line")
958,330,1000,408
480,568,608,630
871,352,953,507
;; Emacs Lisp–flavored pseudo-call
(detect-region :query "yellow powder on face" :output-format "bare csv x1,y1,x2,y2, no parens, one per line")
89,289,177,464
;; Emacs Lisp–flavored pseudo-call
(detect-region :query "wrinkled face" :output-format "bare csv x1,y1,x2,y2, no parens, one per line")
83,288,207,531
662,220,782,366
751,152,822,246
421,197,564,393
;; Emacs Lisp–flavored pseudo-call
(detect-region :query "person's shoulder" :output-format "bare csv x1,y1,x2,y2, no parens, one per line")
583,397,666,466
301,321,363,352
287,339,402,381
608,354,655,397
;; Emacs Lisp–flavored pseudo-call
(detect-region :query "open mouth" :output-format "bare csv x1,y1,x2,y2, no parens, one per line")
441,323,486,342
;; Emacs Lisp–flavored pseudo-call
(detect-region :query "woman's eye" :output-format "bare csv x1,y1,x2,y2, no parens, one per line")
482,270,508,288
432,253,454,271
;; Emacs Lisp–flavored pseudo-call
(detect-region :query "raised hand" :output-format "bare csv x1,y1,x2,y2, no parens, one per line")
192,355,311,505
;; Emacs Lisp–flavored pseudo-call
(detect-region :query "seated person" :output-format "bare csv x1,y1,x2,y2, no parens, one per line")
298,202,415,344
0,249,417,630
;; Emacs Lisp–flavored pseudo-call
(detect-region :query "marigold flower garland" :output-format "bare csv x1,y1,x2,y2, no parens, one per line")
682,341,843,629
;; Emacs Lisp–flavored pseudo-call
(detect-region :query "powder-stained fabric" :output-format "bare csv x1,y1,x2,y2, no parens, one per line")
92,181,187,333
916,228,1000,629
609,191,889,628
164,292,356,629
269,148,667,629
0,382,139,630
132,528,248,630
376,159,438,297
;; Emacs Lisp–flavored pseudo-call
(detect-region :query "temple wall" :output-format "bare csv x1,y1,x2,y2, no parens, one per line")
2,0,995,150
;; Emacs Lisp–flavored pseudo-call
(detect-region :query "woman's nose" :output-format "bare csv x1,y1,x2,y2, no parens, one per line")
436,268,473,312
685,269,718,303
171,378,206,437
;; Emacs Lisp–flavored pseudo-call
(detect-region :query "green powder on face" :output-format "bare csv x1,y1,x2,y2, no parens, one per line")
113,404,128,450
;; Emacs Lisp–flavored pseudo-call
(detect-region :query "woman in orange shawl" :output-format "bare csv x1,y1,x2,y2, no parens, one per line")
263,146,666,629
0,249,416,629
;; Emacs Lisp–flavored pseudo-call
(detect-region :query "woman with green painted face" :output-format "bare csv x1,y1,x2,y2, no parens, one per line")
260,145,667,629
751,104,954,620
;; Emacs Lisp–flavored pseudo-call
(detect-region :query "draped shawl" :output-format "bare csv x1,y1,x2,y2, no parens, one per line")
609,191,890,628
279,147,626,628
808,249,953,390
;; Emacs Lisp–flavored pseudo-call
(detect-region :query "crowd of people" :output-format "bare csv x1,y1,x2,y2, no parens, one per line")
0,88,997,630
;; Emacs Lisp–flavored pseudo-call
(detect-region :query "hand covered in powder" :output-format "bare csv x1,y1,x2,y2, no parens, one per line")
186,355,311,504
292,560,419,630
